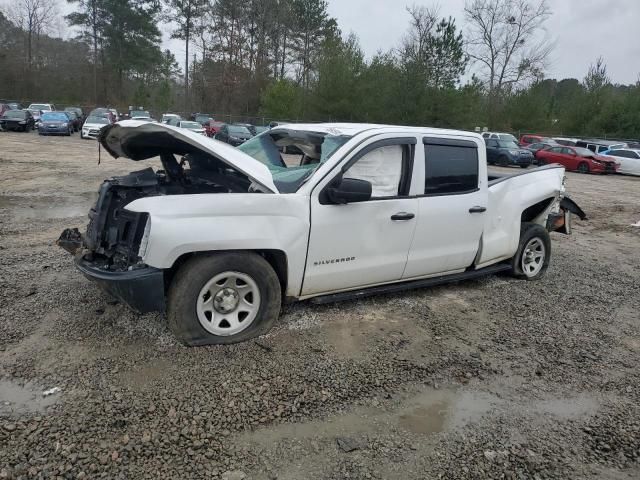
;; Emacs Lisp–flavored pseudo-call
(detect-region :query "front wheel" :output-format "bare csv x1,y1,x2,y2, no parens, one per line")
167,252,282,346
577,162,590,174
510,223,551,280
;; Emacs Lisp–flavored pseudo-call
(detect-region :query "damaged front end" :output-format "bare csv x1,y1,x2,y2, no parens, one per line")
57,120,278,313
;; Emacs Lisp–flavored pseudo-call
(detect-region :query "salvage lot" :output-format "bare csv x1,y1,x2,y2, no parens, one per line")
0,131,639,479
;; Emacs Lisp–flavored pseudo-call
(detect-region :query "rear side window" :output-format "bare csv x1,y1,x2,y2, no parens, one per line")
423,139,478,196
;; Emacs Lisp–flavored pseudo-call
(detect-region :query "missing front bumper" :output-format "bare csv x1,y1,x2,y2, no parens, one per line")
75,256,165,313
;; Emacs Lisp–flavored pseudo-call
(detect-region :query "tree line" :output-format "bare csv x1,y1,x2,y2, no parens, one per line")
0,0,638,139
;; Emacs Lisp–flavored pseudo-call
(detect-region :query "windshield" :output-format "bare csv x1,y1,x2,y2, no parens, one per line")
4,111,25,119
497,140,519,148
42,112,68,121
131,110,150,117
228,125,251,135
180,121,202,129
86,116,109,125
28,104,50,111
238,131,352,192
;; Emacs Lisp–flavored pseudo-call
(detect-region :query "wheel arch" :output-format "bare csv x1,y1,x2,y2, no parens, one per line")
520,197,556,226
165,249,288,298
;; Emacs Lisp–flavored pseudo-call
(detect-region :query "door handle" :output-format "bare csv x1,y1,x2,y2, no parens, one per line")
469,206,487,213
391,212,415,221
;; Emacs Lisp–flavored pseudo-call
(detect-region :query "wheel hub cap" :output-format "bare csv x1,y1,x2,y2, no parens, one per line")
521,238,545,277
214,288,239,313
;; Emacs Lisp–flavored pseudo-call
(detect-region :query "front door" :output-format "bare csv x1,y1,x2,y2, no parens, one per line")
403,137,487,278
302,139,418,296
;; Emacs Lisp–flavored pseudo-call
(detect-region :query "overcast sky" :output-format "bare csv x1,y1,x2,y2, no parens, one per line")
24,0,640,85
325,0,640,84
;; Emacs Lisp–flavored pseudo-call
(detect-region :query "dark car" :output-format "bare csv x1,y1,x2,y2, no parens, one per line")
63,111,81,132
0,109,35,132
7,102,24,110
65,107,85,123
214,124,253,146
523,141,559,163
38,111,74,136
485,138,534,168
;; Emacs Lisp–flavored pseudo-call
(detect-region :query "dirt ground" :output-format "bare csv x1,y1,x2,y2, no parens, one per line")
1,130,639,480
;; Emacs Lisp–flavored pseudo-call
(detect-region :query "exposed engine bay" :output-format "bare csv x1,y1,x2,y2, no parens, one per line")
58,152,256,271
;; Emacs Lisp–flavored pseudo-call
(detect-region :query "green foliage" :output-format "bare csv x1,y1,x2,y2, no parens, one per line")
260,79,304,120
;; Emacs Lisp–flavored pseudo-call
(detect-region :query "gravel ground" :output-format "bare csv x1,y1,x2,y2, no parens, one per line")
1,131,639,479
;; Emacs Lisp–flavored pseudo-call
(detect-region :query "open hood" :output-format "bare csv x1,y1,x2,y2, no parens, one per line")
99,120,278,193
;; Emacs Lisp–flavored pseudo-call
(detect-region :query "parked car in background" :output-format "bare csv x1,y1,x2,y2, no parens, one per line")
519,134,556,146
601,149,640,176
38,111,73,136
536,146,618,174
129,109,155,122
6,101,23,110
64,111,81,132
27,103,55,125
89,108,116,123
576,139,627,154
204,120,225,137
214,123,253,146
253,126,269,135
65,107,85,124
553,137,579,146
81,115,110,139
482,132,519,144
109,108,119,121
0,103,12,118
485,138,534,168
523,141,558,154
0,109,35,132
162,113,181,124
192,113,213,125
176,120,207,135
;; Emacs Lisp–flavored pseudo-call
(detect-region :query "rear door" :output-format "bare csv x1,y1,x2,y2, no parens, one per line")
302,136,419,296
403,137,487,278
485,139,499,163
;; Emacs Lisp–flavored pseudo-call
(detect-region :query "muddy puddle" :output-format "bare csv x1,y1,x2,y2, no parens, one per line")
0,192,97,220
0,379,61,416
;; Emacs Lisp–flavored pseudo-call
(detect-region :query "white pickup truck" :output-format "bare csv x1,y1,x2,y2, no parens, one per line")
58,121,586,346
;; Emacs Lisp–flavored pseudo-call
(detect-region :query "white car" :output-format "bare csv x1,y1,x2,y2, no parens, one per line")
129,109,156,122
80,115,110,139
58,121,585,346
602,148,640,176
176,120,207,135
482,131,519,143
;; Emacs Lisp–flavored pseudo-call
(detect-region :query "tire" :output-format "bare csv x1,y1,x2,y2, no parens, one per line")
167,252,282,346
498,155,510,167
537,158,546,166
80,131,84,139
510,223,551,280
66,128,71,137
520,164,528,169
577,162,589,174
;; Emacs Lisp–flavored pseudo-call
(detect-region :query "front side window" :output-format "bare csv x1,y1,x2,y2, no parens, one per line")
424,142,478,195
344,145,404,198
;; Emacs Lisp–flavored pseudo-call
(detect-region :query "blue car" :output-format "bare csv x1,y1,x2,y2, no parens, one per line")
485,138,534,168
38,111,74,136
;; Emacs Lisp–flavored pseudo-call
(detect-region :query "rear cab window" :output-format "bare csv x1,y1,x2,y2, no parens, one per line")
422,138,479,195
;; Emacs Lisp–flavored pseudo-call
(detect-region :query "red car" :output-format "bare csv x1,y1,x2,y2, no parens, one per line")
536,146,619,174
520,134,554,146
205,120,225,138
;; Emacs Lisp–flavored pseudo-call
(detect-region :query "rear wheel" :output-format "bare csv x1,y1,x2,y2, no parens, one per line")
167,252,282,346
510,223,551,280
577,162,590,174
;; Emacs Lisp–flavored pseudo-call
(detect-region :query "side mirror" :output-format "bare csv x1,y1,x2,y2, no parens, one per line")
326,177,372,204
